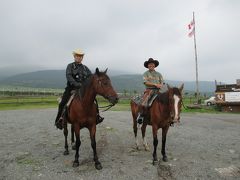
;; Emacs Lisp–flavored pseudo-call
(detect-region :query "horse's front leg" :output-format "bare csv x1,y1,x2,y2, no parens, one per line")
73,126,81,167
71,125,76,150
141,123,149,151
89,125,102,170
161,126,169,162
63,121,69,155
152,125,158,165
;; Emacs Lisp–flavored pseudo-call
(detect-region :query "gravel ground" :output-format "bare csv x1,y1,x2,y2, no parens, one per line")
0,109,240,180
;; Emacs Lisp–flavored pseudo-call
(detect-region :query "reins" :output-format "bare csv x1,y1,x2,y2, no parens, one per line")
181,100,188,110
94,98,115,112
99,104,115,112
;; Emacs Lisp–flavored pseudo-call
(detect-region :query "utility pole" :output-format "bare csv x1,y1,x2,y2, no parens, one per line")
192,12,200,104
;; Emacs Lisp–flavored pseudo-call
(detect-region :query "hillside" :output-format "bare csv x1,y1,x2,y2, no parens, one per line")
0,70,66,88
0,70,216,93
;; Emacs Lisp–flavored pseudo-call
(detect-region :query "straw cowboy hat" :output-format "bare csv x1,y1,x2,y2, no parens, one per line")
72,49,84,56
144,58,159,68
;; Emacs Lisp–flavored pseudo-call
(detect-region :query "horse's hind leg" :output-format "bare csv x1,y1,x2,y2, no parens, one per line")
141,124,149,151
89,126,102,170
63,121,69,155
161,126,169,162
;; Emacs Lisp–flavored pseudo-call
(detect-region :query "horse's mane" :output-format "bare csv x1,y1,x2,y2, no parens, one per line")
75,75,93,99
156,87,181,105
75,71,110,99
172,87,181,96
157,91,170,105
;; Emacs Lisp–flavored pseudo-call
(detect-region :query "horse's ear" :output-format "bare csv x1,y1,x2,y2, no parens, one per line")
104,68,108,74
167,84,171,89
179,83,184,92
95,68,100,75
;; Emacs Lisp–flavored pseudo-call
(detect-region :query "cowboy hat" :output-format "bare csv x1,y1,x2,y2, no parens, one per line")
72,49,84,56
144,58,159,68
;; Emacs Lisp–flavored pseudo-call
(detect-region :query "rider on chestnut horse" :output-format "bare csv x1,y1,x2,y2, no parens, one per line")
136,58,164,124
55,49,104,129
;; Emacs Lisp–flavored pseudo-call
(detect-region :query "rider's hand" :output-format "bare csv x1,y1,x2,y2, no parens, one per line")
155,84,162,89
74,82,82,88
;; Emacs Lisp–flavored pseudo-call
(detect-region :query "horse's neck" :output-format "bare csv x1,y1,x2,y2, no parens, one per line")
157,92,169,105
81,80,96,108
156,92,171,114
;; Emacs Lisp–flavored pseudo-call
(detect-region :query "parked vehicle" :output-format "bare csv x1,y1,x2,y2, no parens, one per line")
204,96,216,106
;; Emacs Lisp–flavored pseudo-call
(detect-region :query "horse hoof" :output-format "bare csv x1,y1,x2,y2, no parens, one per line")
152,160,158,166
63,150,69,155
72,144,76,150
162,156,168,162
73,161,79,167
95,163,102,170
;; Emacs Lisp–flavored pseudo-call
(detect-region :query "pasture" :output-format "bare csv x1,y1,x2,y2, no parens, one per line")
0,110,239,179
0,94,219,113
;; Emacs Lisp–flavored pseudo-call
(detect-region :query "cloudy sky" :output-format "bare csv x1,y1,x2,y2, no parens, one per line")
0,0,239,83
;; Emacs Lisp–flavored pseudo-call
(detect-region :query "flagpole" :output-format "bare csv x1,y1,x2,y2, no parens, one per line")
192,11,200,104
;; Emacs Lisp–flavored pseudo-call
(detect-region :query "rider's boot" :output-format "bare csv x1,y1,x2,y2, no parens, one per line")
55,107,64,130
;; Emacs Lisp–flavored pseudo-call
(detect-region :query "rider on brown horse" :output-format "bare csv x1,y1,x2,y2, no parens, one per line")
55,49,104,129
136,58,164,124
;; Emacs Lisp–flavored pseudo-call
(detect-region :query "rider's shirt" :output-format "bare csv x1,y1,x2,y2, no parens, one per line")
66,62,92,88
143,70,163,88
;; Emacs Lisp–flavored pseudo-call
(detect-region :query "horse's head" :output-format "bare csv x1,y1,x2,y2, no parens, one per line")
92,68,119,105
167,83,184,123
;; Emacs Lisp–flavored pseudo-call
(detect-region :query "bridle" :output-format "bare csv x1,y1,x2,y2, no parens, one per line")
168,90,175,120
169,88,183,122
181,99,188,110
95,75,116,112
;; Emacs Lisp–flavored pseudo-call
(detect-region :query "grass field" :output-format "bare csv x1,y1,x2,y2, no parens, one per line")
0,95,221,113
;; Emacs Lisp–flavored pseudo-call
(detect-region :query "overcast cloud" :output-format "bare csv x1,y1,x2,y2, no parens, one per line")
0,0,239,83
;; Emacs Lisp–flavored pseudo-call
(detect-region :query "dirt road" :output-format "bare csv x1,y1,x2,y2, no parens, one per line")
0,109,239,180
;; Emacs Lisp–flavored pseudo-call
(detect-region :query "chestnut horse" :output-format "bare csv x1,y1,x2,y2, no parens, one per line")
130,84,184,165
62,68,118,169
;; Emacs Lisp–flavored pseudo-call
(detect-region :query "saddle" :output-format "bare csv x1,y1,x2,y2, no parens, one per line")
132,89,159,125
132,89,173,126
132,89,158,108
60,90,76,124
61,90,104,125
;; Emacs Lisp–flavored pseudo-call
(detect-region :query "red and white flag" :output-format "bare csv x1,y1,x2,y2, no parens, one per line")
188,20,195,37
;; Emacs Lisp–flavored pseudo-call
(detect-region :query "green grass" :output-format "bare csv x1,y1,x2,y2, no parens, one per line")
0,95,227,113
0,96,58,110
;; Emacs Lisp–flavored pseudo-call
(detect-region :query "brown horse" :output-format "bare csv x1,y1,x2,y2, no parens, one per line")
62,68,118,170
130,84,184,165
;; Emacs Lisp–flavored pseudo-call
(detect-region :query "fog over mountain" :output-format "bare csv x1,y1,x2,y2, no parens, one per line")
0,70,216,93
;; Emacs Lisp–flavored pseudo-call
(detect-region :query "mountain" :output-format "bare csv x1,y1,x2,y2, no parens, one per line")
0,70,216,93
111,75,216,94
0,70,66,88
